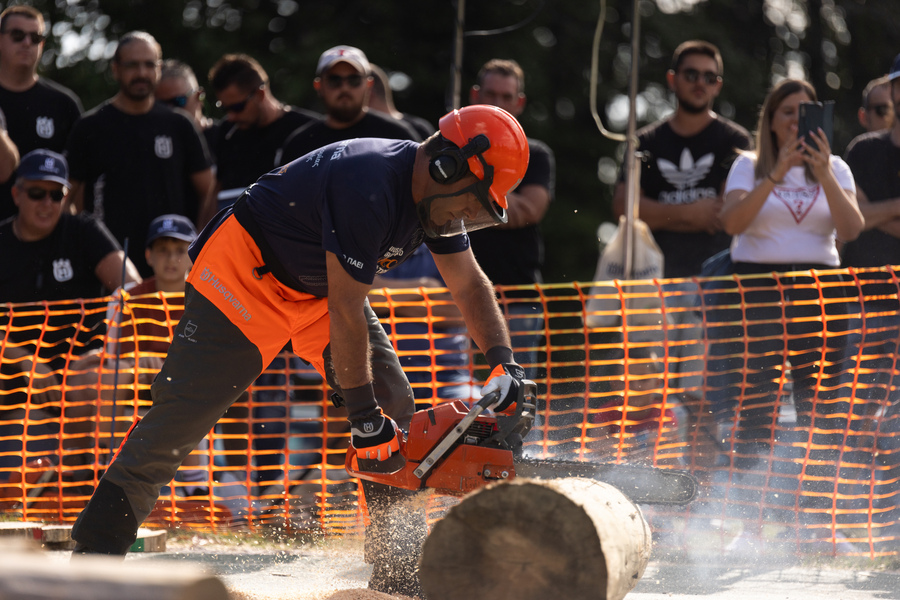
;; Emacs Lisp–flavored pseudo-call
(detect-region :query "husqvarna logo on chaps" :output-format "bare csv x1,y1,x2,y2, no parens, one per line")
198,268,253,321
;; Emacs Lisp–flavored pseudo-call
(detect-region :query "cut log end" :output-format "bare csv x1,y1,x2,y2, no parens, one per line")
420,477,651,600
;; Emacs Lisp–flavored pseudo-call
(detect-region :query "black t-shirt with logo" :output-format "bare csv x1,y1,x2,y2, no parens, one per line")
0,212,119,303
622,116,752,278
0,78,83,221
842,130,900,267
66,101,212,275
211,106,320,205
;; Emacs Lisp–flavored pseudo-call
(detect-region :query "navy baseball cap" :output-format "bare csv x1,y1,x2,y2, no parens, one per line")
146,214,197,247
889,53,900,81
16,149,69,187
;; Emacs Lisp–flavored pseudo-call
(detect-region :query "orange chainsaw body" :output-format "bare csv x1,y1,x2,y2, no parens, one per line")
346,400,517,495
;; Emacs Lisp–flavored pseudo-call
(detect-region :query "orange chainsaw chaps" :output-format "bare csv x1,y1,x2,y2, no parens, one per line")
345,400,517,496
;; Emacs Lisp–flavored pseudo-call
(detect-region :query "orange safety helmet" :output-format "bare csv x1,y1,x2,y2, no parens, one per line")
437,105,530,213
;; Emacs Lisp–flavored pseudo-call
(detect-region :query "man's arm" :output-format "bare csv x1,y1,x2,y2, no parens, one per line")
854,186,900,237
0,129,19,183
431,248,511,355
326,251,374,390
94,251,142,291
612,180,721,234
191,167,216,229
500,183,551,229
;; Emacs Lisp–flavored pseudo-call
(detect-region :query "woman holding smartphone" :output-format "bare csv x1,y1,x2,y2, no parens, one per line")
709,78,863,552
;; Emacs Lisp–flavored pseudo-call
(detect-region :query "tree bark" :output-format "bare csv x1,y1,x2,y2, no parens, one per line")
419,477,651,600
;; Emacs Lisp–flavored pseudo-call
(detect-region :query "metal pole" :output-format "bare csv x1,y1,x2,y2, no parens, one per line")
108,238,128,464
622,0,641,279
449,0,466,110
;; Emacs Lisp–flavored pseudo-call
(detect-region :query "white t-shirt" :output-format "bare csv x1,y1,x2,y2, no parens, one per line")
724,153,856,266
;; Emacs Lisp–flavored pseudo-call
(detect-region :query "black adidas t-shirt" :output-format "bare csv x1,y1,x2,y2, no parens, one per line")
197,138,466,297
0,78,83,221
65,101,212,275
622,116,752,278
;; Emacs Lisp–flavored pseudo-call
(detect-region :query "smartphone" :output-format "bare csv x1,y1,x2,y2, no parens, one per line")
798,101,834,152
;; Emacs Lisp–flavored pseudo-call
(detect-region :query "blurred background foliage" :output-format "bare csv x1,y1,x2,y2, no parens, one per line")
13,0,900,282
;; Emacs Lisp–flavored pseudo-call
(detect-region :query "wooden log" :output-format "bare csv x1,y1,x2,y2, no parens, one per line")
0,521,42,540
419,477,651,600
0,550,229,600
41,524,76,550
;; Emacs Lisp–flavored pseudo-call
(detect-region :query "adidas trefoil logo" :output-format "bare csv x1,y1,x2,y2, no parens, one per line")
658,148,715,189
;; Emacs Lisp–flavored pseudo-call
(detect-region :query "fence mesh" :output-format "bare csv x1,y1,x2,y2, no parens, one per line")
1,267,899,557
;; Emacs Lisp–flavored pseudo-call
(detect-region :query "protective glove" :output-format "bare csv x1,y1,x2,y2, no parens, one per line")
481,362,527,414
350,410,401,461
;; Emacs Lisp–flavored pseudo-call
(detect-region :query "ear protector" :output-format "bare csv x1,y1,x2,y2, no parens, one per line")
428,134,491,185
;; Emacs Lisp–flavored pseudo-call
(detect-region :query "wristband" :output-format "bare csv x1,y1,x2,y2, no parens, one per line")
766,173,778,185
342,381,379,422
485,346,515,369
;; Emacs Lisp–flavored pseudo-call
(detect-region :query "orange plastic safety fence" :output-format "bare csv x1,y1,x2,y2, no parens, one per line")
1,269,899,557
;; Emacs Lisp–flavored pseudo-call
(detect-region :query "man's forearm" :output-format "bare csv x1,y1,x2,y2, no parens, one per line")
328,303,372,390
456,278,511,357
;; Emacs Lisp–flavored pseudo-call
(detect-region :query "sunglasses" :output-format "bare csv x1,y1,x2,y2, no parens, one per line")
161,95,190,108
1,28,46,44
322,74,365,90
24,186,65,203
868,104,892,118
215,87,259,114
680,68,721,86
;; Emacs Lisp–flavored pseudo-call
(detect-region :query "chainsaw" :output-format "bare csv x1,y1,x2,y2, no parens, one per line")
346,380,697,505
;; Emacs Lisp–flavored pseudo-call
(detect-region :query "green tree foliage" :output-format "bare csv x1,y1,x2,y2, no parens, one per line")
11,0,900,282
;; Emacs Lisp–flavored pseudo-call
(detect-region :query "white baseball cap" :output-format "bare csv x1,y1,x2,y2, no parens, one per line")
316,45,370,76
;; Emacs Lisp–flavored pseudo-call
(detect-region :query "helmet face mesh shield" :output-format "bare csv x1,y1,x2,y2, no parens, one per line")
417,160,506,238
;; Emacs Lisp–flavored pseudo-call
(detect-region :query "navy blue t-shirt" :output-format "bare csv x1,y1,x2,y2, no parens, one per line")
232,138,466,296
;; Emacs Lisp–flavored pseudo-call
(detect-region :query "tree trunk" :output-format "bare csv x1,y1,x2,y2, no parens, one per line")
419,477,651,600
0,545,228,600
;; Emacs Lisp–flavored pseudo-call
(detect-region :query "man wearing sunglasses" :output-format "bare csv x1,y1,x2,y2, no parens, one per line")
609,40,751,474
612,39,751,280
65,31,215,278
0,149,140,302
0,5,83,222
207,53,320,211
843,54,900,269
856,76,894,134
156,59,216,149
841,54,900,540
278,45,420,165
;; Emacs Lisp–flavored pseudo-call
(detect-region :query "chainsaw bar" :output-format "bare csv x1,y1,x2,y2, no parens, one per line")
514,458,697,505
